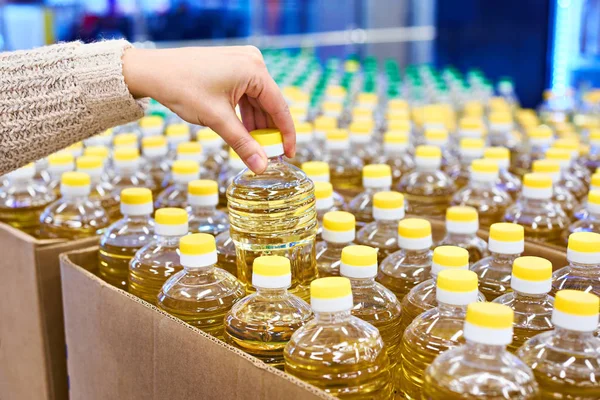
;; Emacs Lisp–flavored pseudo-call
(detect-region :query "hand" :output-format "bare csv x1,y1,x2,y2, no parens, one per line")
122,46,295,173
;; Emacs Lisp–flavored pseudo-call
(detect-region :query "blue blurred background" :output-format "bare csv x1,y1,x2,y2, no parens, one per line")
0,0,599,108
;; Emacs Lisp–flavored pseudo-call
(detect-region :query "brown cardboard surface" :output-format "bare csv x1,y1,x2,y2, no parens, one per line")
60,248,334,400
0,222,98,400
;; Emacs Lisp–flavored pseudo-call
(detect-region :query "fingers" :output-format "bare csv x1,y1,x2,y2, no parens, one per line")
209,105,267,174
238,95,256,132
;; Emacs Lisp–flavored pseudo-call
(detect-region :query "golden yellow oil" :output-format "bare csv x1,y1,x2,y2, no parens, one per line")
398,297,428,334
402,193,452,218
423,381,539,400
532,368,600,398
98,243,139,290
0,204,47,237
505,220,565,246
128,250,182,305
376,273,419,303
330,168,363,200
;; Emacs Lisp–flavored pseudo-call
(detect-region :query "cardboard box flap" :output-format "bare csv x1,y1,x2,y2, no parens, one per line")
60,248,334,400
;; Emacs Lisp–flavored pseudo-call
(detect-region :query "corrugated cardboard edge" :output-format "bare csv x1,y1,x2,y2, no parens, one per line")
60,247,335,400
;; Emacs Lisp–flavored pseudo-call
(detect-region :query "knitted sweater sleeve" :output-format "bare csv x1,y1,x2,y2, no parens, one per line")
0,40,146,175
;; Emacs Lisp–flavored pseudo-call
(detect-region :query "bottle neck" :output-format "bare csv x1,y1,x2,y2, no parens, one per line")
437,301,468,317
326,240,354,249
445,231,476,242
156,234,181,246
553,326,595,344
363,185,391,193
491,251,520,268
568,260,600,273
255,287,289,299
348,276,376,288
468,179,495,189
315,310,352,324
402,248,431,257
183,264,215,273
465,340,506,359
62,193,89,202
513,290,549,301
123,214,152,223
376,219,400,229
190,205,216,215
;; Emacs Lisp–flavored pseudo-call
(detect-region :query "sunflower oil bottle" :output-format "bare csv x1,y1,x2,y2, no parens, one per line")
347,164,392,230
349,120,378,164
512,125,554,177
215,230,237,277
469,222,524,301
39,171,109,239
552,232,600,296
217,148,245,208
85,128,113,147
574,172,600,221
316,211,355,277
98,188,155,290
454,138,485,189
437,206,488,264
423,303,539,399
424,128,459,175
504,173,569,245
377,218,433,301
313,115,337,154
301,161,345,209
46,152,75,197
224,256,312,369
196,128,226,180
457,117,485,140
0,163,55,236
313,182,338,241
138,115,164,136
175,142,203,175
65,142,84,157
581,128,600,172
483,146,522,200
76,155,119,222
553,138,592,185
400,269,479,399
397,145,456,217
227,129,317,300
545,148,587,201
532,159,579,218
84,145,113,179
165,124,191,158
517,290,600,399
113,133,139,150
110,148,157,203
399,245,486,333
487,111,519,150
452,159,512,227
284,277,394,399
374,131,414,186
339,245,402,394
187,180,228,236
157,233,245,338
141,135,170,190
565,190,600,241
287,122,316,167
129,208,187,304
324,129,363,199
356,191,405,263
492,256,554,352
155,160,200,209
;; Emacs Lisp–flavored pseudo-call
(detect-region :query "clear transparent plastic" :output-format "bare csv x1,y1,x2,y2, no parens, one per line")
316,240,354,277
560,171,587,202
563,211,600,245
110,168,157,208
187,204,229,236
552,260,600,297
356,220,400,264
217,163,244,209
552,182,581,218
155,181,188,209
227,155,317,300
517,328,600,398
471,252,521,301
513,143,551,177
396,169,455,218
287,142,316,167
157,262,245,339
493,291,554,352
141,156,170,193
376,248,433,302
504,197,569,245
351,141,379,165
315,200,343,242
224,287,313,369
324,147,363,200
39,193,109,239
0,178,55,237
89,176,119,222
424,341,539,399
284,310,394,399
201,147,227,181
215,230,237,277
347,186,390,230
451,181,512,227
373,151,414,186
437,232,489,264
496,167,522,200
98,215,155,290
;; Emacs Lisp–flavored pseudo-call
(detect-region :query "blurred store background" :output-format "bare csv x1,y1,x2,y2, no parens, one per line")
0,0,598,108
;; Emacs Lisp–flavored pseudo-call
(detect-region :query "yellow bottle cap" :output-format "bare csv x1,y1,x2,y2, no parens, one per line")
139,115,164,128
398,218,431,239
568,232,600,253
196,128,221,142
314,116,337,130
254,256,291,276
512,256,553,281
373,191,404,209
466,302,513,329
592,173,600,188
446,206,478,222
383,131,409,144
188,179,218,196
180,233,216,255
437,269,478,292
483,146,510,160
113,148,139,162
326,129,349,142
471,159,498,174
387,119,411,132
172,160,200,175
463,101,484,117
363,164,392,179
460,138,485,150
142,136,167,149
554,138,579,151
113,133,138,147
415,145,442,159
432,246,469,271
314,181,333,200
528,125,553,139
489,96,509,109
588,189,600,206
61,171,90,187
84,145,110,159
76,155,103,170
326,85,346,97
166,123,190,137
488,111,512,124
121,187,152,205
523,173,552,189
341,245,377,267
351,108,373,120
295,122,313,136
302,161,329,177
177,142,203,155
425,128,449,142
546,148,572,162
555,290,599,316
532,159,561,174
349,120,374,135
388,98,409,110
589,129,600,142
229,148,241,160
322,101,343,113
459,117,484,131
323,211,355,232
489,222,525,242
311,276,351,299
155,207,188,225
250,129,283,146
357,92,377,104
48,151,74,166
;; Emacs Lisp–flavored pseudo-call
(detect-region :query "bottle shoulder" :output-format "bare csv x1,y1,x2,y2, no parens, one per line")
131,240,181,265
228,160,313,194
0,183,55,207
161,267,245,301
405,309,466,341
493,293,555,328
101,218,155,246
41,198,108,221
228,293,313,325
351,283,402,316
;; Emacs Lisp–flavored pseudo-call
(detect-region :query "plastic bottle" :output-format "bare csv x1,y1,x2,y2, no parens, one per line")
552,231,600,296
504,173,569,245
487,111,518,151
397,145,456,217
565,190,600,242
356,191,405,263
553,138,592,185
532,159,580,218
0,163,55,236
324,129,363,199
98,188,155,290
157,233,245,338
316,211,355,277
155,160,200,209
339,245,402,392
187,179,228,236
377,218,433,301
46,152,75,197
284,277,394,399
128,207,187,304
228,129,317,300
347,164,392,230
110,148,156,205
545,147,587,201
196,128,226,180
454,138,485,189
374,131,414,186
215,230,237,277
113,133,139,150
39,171,109,239
512,125,554,177
349,120,378,164
217,148,245,208
399,245,486,333
224,256,312,369
312,115,337,157
287,122,316,167
574,172,600,221
141,135,170,191
517,290,600,399
483,146,522,200
84,128,113,147
165,124,191,158
301,161,345,209
423,303,539,399
438,206,488,264
423,128,459,174
313,181,338,241
581,128,600,172
138,115,164,137
76,155,119,222
83,145,113,180
400,269,479,399
457,117,485,140
175,142,203,178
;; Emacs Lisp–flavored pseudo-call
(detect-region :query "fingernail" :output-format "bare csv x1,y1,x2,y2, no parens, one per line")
247,153,266,173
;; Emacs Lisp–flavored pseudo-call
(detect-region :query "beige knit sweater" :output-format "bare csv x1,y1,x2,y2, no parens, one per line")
0,40,146,175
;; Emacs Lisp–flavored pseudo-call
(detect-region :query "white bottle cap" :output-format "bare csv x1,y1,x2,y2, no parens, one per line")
436,269,479,306
340,245,378,279
488,223,525,254
155,208,189,236
322,211,355,243
252,256,292,289
120,188,153,216
187,180,219,207
179,233,218,268
398,218,432,250
510,256,553,295
445,206,479,234
310,277,353,313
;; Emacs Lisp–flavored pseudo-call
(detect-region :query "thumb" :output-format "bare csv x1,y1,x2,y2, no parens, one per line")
208,107,267,174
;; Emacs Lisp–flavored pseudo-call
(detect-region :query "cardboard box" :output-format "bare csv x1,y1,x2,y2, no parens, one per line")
0,223,98,400
60,223,567,400
60,247,334,400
